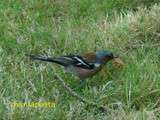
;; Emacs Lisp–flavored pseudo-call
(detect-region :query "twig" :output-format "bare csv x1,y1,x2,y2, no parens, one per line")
54,73,110,112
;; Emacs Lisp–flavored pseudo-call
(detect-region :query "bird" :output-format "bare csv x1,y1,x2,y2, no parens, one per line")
28,50,118,82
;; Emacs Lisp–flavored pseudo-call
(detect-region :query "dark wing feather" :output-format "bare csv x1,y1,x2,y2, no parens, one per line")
28,55,71,66
63,55,94,69
28,54,95,69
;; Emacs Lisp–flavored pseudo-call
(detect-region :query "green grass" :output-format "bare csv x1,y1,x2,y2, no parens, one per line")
0,0,160,119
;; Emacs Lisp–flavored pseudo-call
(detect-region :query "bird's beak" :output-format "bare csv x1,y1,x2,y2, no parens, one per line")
112,57,124,68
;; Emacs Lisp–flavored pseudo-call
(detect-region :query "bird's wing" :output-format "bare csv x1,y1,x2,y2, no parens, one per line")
28,54,95,69
62,55,94,69
81,52,97,63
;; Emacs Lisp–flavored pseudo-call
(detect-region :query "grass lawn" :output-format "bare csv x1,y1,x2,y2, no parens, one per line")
0,0,160,119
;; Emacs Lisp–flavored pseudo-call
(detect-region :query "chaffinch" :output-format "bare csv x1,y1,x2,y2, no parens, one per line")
28,50,122,81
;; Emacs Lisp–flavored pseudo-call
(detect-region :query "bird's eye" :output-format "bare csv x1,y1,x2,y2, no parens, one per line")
108,53,113,58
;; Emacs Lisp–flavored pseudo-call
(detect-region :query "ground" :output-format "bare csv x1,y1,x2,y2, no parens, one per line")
0,0,160,120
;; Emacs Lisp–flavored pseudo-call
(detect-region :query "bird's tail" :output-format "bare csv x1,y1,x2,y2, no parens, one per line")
26,54,67,66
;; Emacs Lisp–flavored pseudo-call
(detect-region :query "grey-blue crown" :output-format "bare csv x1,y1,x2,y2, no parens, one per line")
96,50,113,58
96,50,114,63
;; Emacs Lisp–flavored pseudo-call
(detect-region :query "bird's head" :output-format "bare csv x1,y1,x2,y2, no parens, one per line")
96,50,114,64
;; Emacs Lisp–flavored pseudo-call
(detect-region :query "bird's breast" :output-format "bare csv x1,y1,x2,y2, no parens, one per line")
75,66,102,79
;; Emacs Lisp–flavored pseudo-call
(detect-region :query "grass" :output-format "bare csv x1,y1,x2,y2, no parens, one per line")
0,0,160,119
